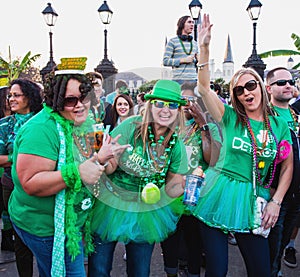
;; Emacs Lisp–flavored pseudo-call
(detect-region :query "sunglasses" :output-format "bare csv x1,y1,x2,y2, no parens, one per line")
7,93,24,100
233,80,259,96
151,100,179,110
64,93,91,107
270,79,295,87
181,96,196,103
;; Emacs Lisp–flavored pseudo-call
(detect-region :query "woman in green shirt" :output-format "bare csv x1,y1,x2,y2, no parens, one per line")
194,14,293,277
89,80,188,277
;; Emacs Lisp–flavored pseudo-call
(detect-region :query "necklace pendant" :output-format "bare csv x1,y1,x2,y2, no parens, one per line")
258,160,265,169
141,183,161,204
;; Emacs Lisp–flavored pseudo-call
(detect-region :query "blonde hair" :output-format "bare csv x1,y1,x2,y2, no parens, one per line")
135,101,185,153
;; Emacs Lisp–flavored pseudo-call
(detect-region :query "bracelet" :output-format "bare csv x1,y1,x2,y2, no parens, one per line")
200,124,209,131
197,62,209,70
269,198,281,207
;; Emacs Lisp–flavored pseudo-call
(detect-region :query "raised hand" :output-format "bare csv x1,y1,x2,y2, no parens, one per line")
198,14,213,48
97,134,131,164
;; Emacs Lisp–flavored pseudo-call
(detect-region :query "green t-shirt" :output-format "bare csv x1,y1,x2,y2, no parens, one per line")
9,109,93,237
214,105,292,183
109,116,188,191
181,119,222,174
273,106,295,131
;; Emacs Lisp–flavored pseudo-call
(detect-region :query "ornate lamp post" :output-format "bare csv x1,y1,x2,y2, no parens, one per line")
243,0,266,80
95,1,118,95
40,3,58,81
189,0,202,41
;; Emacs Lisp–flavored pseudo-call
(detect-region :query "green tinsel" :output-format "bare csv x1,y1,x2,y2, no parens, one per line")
43,104,94,260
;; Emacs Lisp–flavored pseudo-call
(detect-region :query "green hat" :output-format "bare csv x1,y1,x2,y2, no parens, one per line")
144,80,187,106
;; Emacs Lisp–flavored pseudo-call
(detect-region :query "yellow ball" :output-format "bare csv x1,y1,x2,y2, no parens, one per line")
141,183,161,204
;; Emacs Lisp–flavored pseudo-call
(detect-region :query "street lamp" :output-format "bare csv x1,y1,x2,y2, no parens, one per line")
95,1,118,94
243,0,266,80
40,3,58,80
189,0,202,41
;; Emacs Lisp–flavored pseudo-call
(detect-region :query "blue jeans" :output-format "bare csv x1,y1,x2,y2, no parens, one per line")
200,221,270,277
268,193,300,277
13,224,85,277
88,235,154,277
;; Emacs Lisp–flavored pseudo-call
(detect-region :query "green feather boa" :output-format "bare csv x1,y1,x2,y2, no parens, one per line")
44,104,94,259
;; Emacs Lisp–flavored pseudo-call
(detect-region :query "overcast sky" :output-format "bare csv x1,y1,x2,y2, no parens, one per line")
1,0,299,77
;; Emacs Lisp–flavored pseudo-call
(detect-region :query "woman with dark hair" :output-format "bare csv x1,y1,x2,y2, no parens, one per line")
0,78,43,276
163,15,198,84
7,64,127,276
194,14,293,276
0,86,10,118
110,93,134,129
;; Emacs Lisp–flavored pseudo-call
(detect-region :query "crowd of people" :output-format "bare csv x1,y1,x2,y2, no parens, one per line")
0,12,300,277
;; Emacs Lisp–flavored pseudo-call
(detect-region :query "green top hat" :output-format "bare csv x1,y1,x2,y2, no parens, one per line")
144,80,187,106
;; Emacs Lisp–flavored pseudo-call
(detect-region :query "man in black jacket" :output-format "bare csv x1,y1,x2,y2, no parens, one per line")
266,67,300,277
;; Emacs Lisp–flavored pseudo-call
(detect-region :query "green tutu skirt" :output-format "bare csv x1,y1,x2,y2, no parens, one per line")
191,168,270,233
91,176,184,244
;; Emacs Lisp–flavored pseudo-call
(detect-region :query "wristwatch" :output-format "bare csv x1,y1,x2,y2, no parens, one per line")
200,124,209,131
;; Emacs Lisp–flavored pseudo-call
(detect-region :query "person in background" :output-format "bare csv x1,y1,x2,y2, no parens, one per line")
211,82,227,104
86,71,113,128
0,86,11,118
266,67,300,277
0,78,43,276
105,80,128,105
291,82,300,112
0,85,13,253
283,225,300,269
163,16,198,84
88,79,188,277
194,14,293,276
288,81,300,105
110,93,134,130
134,92,146,115
7,60,121,276
161,81,221,277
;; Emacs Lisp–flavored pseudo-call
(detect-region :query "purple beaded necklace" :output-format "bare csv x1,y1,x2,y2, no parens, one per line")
245,115,279,189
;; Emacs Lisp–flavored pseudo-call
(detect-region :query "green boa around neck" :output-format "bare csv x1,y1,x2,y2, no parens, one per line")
43,104,94,258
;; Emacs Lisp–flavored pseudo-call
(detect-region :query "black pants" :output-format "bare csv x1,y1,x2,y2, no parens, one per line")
161,215,203,275
268,193,300,277
200,221,271,277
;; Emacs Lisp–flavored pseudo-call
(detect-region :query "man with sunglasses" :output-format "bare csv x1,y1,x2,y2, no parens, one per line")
266,67,300,277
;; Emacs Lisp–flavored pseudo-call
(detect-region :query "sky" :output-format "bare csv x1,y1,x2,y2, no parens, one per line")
0,0,299,80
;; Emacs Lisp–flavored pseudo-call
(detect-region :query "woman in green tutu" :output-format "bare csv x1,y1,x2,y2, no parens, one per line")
194,14,293,276
88,79,188,277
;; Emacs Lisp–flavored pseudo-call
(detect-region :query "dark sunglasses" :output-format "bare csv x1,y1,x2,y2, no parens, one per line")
270,79,295,87
233,80,259,96
181,96,196,103
64,93,91,107
150,100,179,110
